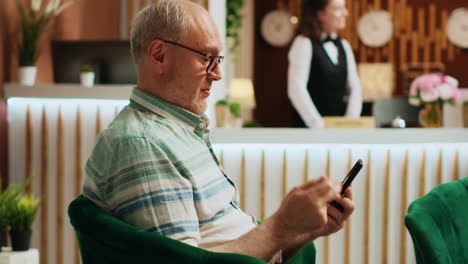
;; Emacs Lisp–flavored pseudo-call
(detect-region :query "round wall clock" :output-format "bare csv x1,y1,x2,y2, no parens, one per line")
260,9,296,48
357,10,394,48
447,8,468,49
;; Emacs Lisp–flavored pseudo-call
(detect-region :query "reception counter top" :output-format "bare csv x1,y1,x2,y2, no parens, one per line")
211,128,468,144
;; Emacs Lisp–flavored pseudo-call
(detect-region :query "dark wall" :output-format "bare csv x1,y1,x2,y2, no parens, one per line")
254,0,468,127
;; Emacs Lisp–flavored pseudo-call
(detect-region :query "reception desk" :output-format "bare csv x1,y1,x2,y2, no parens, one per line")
5,84,468,264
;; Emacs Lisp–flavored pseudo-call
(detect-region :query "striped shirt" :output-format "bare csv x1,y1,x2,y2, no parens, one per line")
83,88,257,248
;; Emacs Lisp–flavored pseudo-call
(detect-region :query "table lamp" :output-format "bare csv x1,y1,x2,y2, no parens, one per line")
229,78,256,123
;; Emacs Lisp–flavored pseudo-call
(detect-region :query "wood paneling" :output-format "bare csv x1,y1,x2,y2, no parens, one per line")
254,0,468,127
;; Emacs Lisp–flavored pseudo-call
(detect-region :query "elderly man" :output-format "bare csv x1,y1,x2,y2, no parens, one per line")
82,0,354,262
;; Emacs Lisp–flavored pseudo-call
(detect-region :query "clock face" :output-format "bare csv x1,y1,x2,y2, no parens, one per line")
260,9,296,48
447,8,468,49
357,10,394,48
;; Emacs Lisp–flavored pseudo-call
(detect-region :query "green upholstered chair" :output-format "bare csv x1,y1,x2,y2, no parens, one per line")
68,195,316,264
405,177,468,264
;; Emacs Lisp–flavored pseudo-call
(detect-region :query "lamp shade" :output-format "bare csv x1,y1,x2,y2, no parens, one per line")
229,78,256,108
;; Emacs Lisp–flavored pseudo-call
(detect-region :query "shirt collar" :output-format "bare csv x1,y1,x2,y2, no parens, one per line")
320,32,338,41
130,87,210,134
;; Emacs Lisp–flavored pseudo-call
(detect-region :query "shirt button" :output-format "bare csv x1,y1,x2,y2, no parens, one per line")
198,123,205,128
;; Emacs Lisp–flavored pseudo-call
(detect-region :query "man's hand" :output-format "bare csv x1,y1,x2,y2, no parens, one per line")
269,177,341,240
319,184,355,237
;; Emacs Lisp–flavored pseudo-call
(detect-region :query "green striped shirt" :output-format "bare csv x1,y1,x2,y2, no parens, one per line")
83,88,256,247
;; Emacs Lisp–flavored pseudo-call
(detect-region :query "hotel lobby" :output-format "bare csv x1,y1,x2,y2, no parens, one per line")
0,0,467,264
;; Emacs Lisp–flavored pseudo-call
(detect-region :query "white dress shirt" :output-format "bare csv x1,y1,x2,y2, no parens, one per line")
287,34,363,128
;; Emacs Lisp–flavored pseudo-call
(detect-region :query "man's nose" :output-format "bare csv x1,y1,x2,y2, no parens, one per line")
208,64,222,81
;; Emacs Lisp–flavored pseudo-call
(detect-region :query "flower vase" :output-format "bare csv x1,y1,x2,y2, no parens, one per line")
18,66,37,86
419,103,442,128
10,230,32,251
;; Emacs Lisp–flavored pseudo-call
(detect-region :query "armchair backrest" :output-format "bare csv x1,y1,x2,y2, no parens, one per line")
68,195,266,264
405,177,468,264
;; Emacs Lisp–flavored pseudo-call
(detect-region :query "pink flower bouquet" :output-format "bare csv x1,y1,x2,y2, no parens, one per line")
409,73,460,106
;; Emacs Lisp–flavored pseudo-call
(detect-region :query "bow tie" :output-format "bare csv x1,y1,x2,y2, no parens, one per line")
322,35,338,44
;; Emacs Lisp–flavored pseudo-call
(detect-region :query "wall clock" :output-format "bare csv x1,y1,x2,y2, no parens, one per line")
260,9,296,48
357,10,394,48
447,8,468,49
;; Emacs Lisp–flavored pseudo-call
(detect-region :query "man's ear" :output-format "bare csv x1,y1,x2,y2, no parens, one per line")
147,39,165,73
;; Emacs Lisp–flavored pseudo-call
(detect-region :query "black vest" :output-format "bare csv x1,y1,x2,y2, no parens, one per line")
293,37,348,127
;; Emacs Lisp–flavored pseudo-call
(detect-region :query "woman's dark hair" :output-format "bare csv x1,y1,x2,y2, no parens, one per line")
297,0,330,40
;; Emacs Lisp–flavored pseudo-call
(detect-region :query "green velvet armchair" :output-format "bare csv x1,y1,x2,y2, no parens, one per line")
405,177,468,264
68,195,316,264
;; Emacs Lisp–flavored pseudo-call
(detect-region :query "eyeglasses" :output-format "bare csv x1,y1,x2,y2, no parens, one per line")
163,40,224,74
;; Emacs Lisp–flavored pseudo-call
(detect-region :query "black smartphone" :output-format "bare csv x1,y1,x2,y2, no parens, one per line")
330,159,363,212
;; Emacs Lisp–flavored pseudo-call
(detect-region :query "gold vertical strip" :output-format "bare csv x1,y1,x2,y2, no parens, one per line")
128,0,136,37
374,0,381,10
324,150,331,264
448,44,455,61
418,9,425,47
389,40,395,64
114,105,120,118
436,148,443,185
364,150,371,264
57,106,64,264
96,105,102,136
452,149,459,182
419,149,426,197
303,150,309,184
399,35,407,71
382,46,388,57
375,49,381,62
406,7,413,36
282,150,287,199
402,1,408,33
75,106,82,264
40,107,48,264
382,151,390,264
394,2,401,36
361,0,367,13
75,106,82,195
399,151,409,264
441,10,448,49
219,149,224,168
26,105,33,193
429,4,436,41
360,46,367,63
240,149,246,211
352,1,360,49
389,0,394,16
411,32,418,63
435,30,442,62
344,151,352,264
260,150,266,221
424,40,430,72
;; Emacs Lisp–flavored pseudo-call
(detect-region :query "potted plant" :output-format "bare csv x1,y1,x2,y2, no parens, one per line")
16,0,74,85
80,64,95,87
0,177,33,252
9,194,40,251
216,99,230,128
229,101,243,128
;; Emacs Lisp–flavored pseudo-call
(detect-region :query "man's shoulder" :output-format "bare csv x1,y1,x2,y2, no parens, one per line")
96,105,187,152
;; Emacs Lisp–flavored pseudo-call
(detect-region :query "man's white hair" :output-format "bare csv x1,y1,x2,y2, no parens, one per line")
130,0,191,65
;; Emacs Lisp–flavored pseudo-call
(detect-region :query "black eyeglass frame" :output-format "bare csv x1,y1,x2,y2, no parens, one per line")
162,40,224,74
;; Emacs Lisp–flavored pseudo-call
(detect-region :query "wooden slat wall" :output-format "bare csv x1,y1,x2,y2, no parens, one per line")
8,99,468,264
